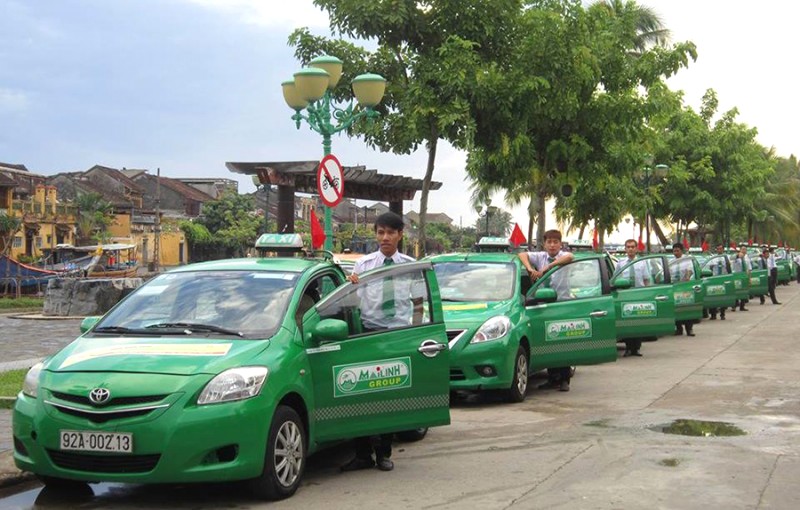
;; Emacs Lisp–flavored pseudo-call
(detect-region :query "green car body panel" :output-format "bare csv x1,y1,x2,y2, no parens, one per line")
700,255,740,309
429,252,616,396
775,249,792,284
609,254,676,339
13,256,450,492
667,256,706,322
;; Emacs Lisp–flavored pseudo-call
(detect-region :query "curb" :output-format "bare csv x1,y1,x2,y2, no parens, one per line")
7,313,86,320
0,450,34,490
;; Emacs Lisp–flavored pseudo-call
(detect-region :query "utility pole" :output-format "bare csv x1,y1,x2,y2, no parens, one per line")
154,167,161,273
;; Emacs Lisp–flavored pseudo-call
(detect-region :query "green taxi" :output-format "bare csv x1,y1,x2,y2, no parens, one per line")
13,235,450,500
429,252,618,403
667,255,706,323
775,248,792,285
699,254,741,312
609,254,677,340
745,247,769,299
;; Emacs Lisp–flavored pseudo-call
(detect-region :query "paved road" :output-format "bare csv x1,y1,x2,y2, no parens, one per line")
1,284,799,509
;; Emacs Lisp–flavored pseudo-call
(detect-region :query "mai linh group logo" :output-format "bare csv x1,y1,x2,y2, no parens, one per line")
334,358,411,397
545,319,592,341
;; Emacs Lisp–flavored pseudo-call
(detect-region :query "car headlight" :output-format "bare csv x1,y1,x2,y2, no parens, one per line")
471,316,511,343
197,367,269,405
22,362,43,398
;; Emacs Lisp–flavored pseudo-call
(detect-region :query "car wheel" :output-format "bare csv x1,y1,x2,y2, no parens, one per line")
396,428,428,442
249,405,306,501
506,346,529,403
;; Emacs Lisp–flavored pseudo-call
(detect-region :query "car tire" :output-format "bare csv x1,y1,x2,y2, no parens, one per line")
249,405,306,501
396,428,428,442
506,345,529,403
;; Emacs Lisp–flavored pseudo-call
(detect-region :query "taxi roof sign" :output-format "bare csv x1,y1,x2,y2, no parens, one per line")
255,233,304,250
478,236,512,246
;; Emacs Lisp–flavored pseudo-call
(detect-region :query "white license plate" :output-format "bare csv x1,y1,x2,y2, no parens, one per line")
60,430,133,453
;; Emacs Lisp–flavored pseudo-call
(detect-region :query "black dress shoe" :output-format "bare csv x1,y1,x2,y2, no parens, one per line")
630,351,643,357
740,307,748,311
675,329,683,336
558,381,570,392
773,301,782,305
687,330,696,337
376,457,394,471
341,457,375,472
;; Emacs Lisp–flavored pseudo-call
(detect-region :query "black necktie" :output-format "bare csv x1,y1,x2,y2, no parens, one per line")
382,258,395,318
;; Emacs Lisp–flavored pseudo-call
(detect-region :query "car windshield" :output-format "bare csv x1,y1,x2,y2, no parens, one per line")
95,270,299,338
433,262,515,301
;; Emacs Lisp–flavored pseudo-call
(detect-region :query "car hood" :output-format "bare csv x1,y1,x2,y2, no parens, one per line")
44,336,270,376
441,300,510,325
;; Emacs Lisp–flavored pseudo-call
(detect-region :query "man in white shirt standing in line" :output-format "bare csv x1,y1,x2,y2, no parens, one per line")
518,229,575,391
766,246,781,305
341,211,414,473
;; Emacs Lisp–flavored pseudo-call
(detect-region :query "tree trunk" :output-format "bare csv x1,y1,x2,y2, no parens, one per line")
418,127,438,257
651,220,669,249
535,185,547,249
526,198,535,250
578,223,586,240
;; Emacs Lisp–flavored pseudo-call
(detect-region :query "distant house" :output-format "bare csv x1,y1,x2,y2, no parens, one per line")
405,211,453,227
129,171,214,218
177,177,238,199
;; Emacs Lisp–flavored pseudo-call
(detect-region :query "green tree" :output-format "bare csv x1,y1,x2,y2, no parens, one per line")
291,0,522,255
0,213,22,256
74,192,114,244
197,191,261,257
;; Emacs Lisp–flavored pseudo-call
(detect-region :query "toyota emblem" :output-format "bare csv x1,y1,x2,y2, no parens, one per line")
88,388,111,405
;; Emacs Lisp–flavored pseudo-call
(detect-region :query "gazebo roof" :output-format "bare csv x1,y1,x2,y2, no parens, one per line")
226,161,442,202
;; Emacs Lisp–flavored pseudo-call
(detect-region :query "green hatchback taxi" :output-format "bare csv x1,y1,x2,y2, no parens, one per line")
429,252,619,403
13,235,451,500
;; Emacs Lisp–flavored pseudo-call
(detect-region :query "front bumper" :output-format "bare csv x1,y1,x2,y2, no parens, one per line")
13,382,277,484
449,332,517,391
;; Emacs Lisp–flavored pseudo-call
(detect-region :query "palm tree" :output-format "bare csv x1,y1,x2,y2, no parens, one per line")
74,193,114,244
591,0,670,54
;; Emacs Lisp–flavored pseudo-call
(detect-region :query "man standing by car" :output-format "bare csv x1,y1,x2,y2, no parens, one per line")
341,211,414,473
766,246,781,305
670,243,696,337
709,244,731,320
731,245,751,312
518,229,575,391
615,239,649,356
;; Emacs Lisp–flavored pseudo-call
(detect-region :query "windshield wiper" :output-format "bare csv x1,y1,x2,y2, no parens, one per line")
146,322,244,337
93,325,179,336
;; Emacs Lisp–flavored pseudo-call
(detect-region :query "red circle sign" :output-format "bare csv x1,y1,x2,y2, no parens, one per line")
317,154,345,207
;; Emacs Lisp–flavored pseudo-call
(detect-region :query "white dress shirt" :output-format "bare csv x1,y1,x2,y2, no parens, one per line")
352,250,416,330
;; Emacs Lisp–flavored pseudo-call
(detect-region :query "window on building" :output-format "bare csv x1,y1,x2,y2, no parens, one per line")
13,237,22,248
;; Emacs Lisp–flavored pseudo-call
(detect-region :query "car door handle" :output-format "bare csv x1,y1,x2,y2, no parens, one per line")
655,295,669,301
589,311,608,317
418,340,447,358
693,285,702,291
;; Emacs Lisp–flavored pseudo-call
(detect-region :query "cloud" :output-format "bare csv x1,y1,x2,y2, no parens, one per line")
182,0,329,28
0,88,29,113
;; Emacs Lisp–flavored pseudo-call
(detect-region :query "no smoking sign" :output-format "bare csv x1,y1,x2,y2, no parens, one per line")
317,154,345,207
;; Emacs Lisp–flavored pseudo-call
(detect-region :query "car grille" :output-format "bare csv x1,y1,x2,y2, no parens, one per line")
446,329,467,349
53,406,155,424
47,449,160,473
51,391,168,407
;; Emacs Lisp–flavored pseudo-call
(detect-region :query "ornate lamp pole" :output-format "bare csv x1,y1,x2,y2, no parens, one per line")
281,55,386,250
639,160,669,253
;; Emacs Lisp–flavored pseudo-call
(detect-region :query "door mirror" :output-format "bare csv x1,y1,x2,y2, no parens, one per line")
80,316,101,333
311,318,349,343
612,277,631,290
701,269,713,278
527,287,557,305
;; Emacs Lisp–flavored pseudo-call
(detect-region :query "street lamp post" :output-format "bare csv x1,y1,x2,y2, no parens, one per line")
281,55,386,251
639,162,669,253
474,199,493,237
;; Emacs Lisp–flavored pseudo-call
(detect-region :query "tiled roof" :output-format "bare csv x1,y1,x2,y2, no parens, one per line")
132,173,214,202
87,165,144,194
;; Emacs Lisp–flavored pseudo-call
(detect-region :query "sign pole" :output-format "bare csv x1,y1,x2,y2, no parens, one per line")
323,136,333,251
317,141,345,252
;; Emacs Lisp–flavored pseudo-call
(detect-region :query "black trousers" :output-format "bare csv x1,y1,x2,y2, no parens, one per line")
354,434,392,460
768,268,779,303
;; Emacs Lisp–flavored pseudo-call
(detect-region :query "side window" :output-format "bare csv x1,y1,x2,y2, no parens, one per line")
317,267,432,337
296,274,340,327
539,259,601,301
670,258,696,282
618,259,655,288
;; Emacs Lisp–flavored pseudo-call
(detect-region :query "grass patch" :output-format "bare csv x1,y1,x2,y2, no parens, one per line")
584,419,611,428
0,297,44,310
0,398,14,409
659,458,681,467
0,369,27,398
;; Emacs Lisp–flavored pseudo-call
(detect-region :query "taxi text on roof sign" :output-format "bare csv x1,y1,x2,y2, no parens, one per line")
478,237,512,246
255,233,304,249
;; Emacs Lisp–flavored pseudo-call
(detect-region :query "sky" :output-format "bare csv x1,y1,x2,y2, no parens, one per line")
2,0,798,241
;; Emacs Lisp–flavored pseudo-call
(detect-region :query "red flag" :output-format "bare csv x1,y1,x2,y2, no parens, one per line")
637,227,645,251
682,237,689,249
592,229,599,249
509,223,527,247
310,209,326,249
701,240,709,252
748,238,753,245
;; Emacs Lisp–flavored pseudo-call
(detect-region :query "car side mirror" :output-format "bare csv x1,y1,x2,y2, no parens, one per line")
701,269,713,278
612,277,631,290
80,316,101,334
526,287,557,305
311,318,349,343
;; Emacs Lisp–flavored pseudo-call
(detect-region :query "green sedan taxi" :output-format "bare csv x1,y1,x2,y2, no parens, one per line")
430,252,618,403
609,254,676,341
13,234,450,500
700,254,741,312
667,255,706,323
